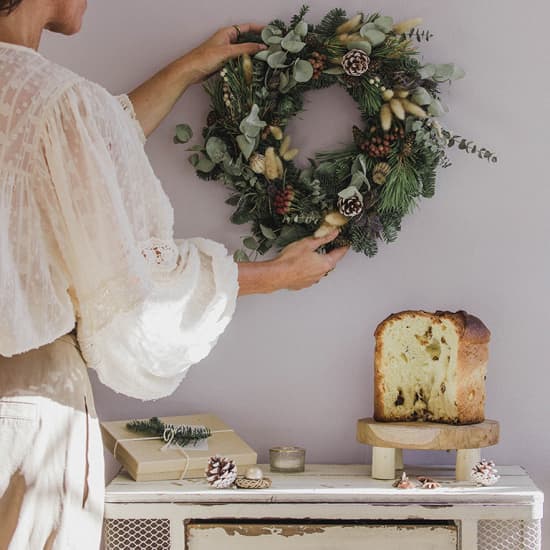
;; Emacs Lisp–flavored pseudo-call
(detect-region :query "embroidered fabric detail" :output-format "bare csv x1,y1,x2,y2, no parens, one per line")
115,94,147,145
140,238,179,272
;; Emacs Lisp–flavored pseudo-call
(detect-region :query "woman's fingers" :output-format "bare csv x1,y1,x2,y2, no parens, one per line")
228,42,267,58
326,245,350,267
303,229,340,250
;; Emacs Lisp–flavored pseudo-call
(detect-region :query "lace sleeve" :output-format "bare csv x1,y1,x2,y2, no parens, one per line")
41,81,239,400
115,93,147,145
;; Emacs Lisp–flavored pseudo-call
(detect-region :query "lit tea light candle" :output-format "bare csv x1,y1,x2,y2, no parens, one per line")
269,446,306,473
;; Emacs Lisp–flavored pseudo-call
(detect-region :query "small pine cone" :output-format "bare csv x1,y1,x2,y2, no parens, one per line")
392,71,421,91
372,162,391,185
338,194,363,217
418,477,441,489
342,49,370,77
471,460,500,487
367,59,382,73
402,134,415,157
305,33,321,49
206,111,218,127
205,455,238,488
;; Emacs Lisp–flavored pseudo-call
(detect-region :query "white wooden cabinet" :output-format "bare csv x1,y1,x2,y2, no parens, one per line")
103,464,543,550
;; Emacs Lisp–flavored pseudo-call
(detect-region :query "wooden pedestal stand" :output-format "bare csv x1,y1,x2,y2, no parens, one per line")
357,418,499,481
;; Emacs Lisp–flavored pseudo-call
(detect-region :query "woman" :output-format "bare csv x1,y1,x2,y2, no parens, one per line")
0,0,348,548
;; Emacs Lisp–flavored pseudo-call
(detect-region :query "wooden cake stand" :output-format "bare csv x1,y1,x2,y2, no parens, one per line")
357,418,499,481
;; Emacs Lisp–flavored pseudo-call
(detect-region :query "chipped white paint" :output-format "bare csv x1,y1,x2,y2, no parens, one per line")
186,523,458,550
103,465,543,550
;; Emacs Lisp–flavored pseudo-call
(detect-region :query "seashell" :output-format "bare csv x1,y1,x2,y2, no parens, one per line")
393,472,416,489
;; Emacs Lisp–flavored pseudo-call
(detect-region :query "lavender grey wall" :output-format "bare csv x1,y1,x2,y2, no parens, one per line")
42,0,549,542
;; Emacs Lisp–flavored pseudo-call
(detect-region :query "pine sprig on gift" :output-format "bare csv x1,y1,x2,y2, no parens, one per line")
126,417,212,448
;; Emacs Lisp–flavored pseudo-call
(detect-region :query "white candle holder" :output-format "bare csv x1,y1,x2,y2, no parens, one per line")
269,446,306,473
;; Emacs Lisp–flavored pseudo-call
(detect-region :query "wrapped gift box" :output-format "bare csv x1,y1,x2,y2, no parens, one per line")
101,413,257,481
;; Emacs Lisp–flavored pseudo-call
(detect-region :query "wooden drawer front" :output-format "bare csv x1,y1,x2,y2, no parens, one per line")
186,522,458,549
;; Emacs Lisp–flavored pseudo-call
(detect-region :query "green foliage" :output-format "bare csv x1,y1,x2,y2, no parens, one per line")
126,417,212,448
180,5,497,260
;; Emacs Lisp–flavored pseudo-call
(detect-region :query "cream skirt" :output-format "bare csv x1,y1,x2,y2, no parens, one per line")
0,333,104,549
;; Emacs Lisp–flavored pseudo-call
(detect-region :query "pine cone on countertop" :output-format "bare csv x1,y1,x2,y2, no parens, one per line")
205,456,238,488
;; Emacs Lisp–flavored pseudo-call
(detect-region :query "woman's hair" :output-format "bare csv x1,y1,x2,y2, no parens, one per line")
0,0,23,14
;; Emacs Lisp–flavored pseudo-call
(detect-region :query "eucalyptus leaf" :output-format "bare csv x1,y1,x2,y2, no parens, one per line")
360,22,378,31
261,25,282,44
418,64,436,79
254,49,270,62
174,123,193,144
231,206,252,225
293,59,314,83
233,249,250,262
267,35,283,45
223,156,243,176
361,28,386,47
350,172,368,189
195,156,215,173
243,236,260,250
351,154,367,175
239,104,266,138
188,144,204,152
433,63,454,81
281,33,306,53
267,50,288,68
280,75,297,93
278,71,290,91
205,137,227,163
428,99,445,117
451,65,466,80
346,41,372,55
411,86,432,106
260,224,277,240
373,16,394,33
236,134,256,160
294,20,308,38
189,153,199,167
338,185,363,199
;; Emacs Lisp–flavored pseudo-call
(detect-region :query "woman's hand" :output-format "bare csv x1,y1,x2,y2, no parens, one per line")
127,23,265,137
237,230,350,295
180,23,266,86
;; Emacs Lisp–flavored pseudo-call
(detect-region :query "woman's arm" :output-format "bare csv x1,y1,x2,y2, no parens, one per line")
127,23,265,137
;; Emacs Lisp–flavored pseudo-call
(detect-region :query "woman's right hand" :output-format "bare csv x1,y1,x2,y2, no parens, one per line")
237,230,349,295
270,230,349,291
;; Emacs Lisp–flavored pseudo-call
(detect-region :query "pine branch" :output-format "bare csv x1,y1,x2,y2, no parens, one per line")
314,8,347,38
290,5,310,29
126,417,212,448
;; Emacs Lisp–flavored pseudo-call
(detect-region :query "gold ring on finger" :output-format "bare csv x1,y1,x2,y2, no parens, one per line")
233,25,241,40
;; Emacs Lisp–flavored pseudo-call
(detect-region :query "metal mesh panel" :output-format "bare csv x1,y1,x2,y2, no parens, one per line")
477,520,541,550
103,518,171,550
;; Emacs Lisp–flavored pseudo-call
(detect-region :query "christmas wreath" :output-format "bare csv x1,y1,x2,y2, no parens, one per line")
177,6,497,260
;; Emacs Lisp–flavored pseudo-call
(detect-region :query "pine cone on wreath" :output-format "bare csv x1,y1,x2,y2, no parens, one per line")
342,49,370,77
205,455,238,488
338,193,364,217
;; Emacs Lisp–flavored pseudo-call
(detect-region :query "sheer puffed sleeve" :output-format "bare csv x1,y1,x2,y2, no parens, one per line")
40,80,239,400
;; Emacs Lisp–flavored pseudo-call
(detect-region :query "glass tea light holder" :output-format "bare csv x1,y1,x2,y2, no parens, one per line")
269,446,306,473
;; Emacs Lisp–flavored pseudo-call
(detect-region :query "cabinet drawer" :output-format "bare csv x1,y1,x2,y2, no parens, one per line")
186,521,458,549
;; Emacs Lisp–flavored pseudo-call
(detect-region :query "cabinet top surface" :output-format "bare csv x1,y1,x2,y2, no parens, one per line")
105,464,544,506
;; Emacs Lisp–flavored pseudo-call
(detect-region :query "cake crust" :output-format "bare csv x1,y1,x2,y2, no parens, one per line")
373,310,490,425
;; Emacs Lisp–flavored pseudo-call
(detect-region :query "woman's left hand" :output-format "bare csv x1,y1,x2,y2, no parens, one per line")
180,23,266,86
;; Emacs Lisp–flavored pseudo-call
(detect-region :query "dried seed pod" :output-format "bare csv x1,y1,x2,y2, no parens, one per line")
390,98,406,120
324,211,349,227
282,148,299,161
279,135,292,156
314,222,337,238
401,99,428,119
275,155,284,179
270,126,284,140
380,103,393,131
264,147,279,180
372,162,391,185
336,13,363,35
241,54,253,85
393,17,423,35
249,153,265,174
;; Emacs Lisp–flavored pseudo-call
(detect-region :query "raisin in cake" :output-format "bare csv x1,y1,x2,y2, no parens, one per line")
374,310,490,425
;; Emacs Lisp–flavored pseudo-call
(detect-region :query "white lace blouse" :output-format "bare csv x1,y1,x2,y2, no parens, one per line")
0,43,239,400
